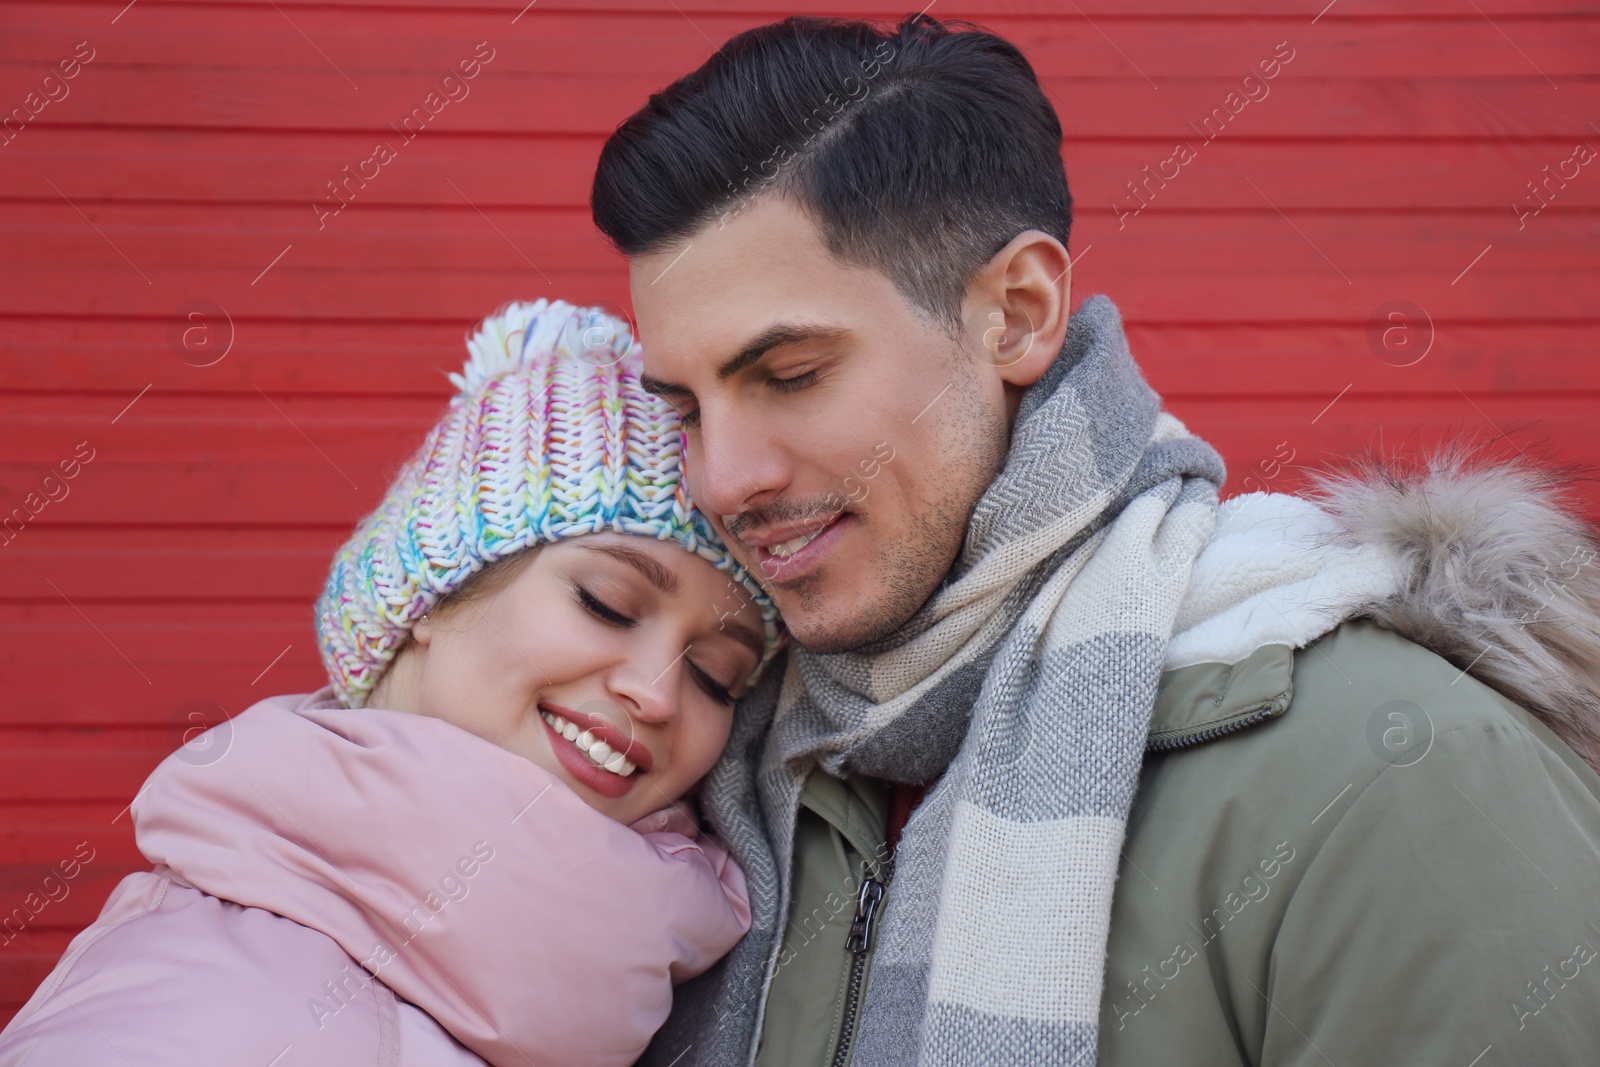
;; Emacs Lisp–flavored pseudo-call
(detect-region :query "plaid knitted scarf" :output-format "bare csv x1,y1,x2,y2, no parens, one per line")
642,295,1227,1067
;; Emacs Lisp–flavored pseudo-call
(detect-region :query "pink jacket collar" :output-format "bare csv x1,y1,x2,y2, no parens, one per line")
132,690,750,1066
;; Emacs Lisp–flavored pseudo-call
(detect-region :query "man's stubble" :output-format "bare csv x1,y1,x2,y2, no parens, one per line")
786,348,1011,655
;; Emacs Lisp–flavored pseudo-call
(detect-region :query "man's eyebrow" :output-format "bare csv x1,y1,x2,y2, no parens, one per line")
638,372,689,397
638,320,849,398
575,543,679,596
714,321,848,382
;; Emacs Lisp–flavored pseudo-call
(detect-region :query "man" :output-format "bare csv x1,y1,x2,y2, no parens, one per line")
590,14,1600,1066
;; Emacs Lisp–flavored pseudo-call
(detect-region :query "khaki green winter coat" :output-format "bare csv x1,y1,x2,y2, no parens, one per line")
753,619,1600,1066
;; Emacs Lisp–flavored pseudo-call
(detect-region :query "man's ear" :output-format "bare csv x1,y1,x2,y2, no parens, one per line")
965,229,1072,389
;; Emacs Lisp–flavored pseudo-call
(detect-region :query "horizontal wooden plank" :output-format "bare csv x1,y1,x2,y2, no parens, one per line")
1132,322,1600,396
0,836,138,890
0,459,407,525
0,128,605,208
0,936,77,1018
2,256,1593,325
3,375,1600,489
1,437,1593,535
0,867,137,931
3,318,1596,402
0,604,330,726
0,529,329,581
0,750,170,802
0,390,443,462
1,200,1596,322
9,129,1594,210
0,725,175,748
1186,395,1600,502
0,599,319,645
1,360,1594,595
2,939,73,982
0,395,1587,627
9,205,1598,279
0,836,144,996
0,660,333,726
0,826,137,867
1,391,1595,532
0,264,633,322
4,9,1595,78
0,343,465,398
4,205,615,268
4,66,1595,138
50,0,1600,17
0,531,342,603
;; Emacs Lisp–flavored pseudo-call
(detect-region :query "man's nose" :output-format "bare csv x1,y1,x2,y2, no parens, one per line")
689,404,788,520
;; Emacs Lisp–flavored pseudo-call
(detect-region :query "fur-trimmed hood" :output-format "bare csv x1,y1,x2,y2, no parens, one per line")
1309,450,1600,774
1166,447,1600,775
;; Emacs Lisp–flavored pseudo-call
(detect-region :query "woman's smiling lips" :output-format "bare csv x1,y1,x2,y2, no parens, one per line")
538,702,652,800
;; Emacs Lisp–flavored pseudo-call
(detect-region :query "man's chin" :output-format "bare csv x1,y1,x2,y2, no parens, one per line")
771,581,911,655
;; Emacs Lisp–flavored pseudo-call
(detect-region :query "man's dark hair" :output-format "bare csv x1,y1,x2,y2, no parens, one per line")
591,14,1072,333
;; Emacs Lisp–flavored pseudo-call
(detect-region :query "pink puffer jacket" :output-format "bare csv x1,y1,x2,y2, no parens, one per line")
0,691,751,1066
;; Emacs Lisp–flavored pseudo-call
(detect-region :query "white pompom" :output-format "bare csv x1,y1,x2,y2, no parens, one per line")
452,300,637,395
452,299,562,394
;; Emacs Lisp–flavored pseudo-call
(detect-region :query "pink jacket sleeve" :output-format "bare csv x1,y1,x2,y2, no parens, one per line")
628,806,752,982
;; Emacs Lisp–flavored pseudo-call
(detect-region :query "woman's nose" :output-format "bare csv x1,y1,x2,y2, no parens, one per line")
609,647,686,725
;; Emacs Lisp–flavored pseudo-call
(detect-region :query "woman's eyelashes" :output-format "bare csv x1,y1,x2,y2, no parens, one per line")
576,585,635,627
689,661,736,706
577,582,738,705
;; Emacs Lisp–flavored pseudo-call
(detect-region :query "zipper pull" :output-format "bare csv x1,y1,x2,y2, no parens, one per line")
845,876,885,955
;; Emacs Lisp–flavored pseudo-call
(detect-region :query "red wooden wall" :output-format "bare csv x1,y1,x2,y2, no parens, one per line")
1,0,1596,1022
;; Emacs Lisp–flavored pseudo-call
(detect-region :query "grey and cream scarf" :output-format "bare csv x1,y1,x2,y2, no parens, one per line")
642,295,1227,1067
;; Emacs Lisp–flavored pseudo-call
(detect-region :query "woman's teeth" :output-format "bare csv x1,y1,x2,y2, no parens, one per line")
540,710,638,777
769,525,826,559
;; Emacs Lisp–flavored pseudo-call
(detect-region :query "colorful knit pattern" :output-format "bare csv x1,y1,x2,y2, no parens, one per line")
315,299,781,707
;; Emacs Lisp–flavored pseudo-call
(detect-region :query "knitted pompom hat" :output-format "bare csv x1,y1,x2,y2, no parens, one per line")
315,298,781,708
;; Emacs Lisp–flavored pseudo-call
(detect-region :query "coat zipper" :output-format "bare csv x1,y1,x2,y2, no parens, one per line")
818,705,1279,1065
830,861,888,1067
1144,704,1279,752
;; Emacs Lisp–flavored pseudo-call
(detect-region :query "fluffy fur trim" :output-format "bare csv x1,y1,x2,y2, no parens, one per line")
1308,448,1600,774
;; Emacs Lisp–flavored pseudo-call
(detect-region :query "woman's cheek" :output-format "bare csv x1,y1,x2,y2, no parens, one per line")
700,708,736,771
673,706,729,783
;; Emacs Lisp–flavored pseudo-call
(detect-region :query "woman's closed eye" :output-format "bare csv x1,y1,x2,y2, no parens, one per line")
579,583,739,704
576,586,634,627
688,660,736,706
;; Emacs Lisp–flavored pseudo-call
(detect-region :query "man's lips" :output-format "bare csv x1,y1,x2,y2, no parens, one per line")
739,512,854,583
729,511,847,550
538,702,652,773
